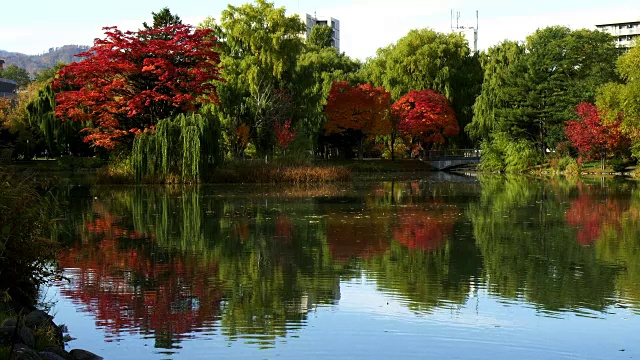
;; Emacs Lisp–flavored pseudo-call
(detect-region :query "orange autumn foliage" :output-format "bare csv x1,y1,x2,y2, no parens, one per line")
324,81,392,138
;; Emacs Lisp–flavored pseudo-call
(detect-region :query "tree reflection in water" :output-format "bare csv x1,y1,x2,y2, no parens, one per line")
56,186,348,349
52,177,640,350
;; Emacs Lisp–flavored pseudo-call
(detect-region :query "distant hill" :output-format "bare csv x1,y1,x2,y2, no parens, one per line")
0,45,90,75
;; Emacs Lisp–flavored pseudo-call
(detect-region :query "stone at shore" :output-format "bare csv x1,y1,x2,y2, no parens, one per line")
38,351,68,360
11,344,42,360
25,310,54,329
42,347,73,360
25,310,64,347
69,349,104,360
0,311,101,360
0,325,35,348
2,317,18,327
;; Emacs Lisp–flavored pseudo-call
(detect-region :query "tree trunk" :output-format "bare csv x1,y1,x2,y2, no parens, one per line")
601,151,606,170
358,137,364,160
390,133,396,161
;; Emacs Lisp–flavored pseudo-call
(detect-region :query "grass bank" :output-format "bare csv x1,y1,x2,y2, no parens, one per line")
532,160,640,177
10,157,439,184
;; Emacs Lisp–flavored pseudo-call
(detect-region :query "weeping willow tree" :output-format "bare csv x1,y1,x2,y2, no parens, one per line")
26,84,89,156
132,109,223,182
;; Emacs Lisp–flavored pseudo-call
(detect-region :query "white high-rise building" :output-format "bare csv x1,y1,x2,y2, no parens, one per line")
305,14,340,51
596,19,640,49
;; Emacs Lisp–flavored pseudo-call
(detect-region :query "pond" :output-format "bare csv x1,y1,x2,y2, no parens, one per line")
47,174,640,359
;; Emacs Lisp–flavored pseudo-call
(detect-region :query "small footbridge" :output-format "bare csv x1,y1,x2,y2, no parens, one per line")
422,149,481,171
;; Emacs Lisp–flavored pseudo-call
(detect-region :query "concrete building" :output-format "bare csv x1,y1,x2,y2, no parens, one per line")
0,78,18,99
596,20,640,49
0,59,18,99
305,14,340,51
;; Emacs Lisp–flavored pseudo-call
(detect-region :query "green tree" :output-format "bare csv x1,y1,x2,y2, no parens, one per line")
25,83,89,156
143,7,182,30
361,29,482,147
199,0,306,159
596,42,640,157
472,27,619,167
32,62,66,84
295,46,361,157
0,64,31,87
308,25,334,49
1,83,49,159
131,109,223,183
466,41,524,142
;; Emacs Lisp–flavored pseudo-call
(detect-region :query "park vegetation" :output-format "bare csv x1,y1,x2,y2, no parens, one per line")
1,1,639,177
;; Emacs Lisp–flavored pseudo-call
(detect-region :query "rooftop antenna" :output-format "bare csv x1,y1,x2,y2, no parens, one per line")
451,10,479,53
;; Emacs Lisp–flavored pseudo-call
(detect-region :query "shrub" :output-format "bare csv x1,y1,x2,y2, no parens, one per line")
557,157,575,172
504,140,541,173
564,161,580,175
609,158,628,173
381,140,409,160
95,156,135,184
0,169,60,308
478,139,506,172
479,134,541,173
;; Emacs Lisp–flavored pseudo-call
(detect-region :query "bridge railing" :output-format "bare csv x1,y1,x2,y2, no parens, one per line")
424,149,481,159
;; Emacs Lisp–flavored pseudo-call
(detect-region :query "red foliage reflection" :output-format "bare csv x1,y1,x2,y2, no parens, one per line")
274,215,294,242
565,194,626,245
57,205,223,342
393,205,459,251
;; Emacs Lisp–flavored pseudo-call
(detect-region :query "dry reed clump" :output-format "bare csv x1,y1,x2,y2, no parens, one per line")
209,164,352,184
97,161,352,184
278,165,352,183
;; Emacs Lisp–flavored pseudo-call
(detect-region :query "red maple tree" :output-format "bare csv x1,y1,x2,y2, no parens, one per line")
565,102,629,170
275,120,297,151
324,81,391,159
53,24,223,149
392,89,459,150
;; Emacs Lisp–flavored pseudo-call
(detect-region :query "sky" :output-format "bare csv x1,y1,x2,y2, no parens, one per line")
1,0,640,60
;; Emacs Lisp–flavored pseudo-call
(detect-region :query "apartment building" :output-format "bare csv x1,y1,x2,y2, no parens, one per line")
596,20,640,49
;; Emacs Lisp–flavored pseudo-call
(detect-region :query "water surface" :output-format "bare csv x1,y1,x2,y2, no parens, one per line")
49,175,640,359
